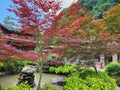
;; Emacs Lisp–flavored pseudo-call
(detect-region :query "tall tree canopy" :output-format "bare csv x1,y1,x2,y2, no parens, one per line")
0,1,61,89
103,4,120,34
1,0,62,59
77,0,120,18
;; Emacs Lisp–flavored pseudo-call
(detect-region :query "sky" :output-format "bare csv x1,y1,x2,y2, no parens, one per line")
0,0,76,24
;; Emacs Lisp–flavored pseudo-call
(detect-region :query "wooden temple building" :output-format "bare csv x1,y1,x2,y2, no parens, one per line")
0,23,35,51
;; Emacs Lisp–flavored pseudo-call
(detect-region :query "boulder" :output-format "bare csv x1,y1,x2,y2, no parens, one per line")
52,77,64,86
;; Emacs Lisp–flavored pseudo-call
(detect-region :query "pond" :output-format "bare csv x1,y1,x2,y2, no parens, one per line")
0,73,66,90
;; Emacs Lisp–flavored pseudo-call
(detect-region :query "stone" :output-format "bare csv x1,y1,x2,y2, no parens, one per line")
52,77,64,86
17,69,35,87
57,81,65,86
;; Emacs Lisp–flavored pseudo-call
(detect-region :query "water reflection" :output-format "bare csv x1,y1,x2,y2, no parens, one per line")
0,73,65,90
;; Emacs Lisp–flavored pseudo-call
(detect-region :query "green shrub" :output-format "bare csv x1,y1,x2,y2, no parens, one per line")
105,62,120,77
0,62,4,68
0,60,30,75
9,82,33,90
105,62,120,86
49,64,77,75
78,68,97,79
0,84,56,90
0,83,33,90
42,66,51,73
64,68,116,90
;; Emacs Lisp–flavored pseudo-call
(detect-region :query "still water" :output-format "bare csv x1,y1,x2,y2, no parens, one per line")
0,73,65,90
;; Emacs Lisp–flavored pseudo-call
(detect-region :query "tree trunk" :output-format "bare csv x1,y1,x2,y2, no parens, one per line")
93,62,99,77
37,60,43,90
91,59,99,77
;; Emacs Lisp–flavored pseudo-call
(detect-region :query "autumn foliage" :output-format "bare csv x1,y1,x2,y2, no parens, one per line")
0,1,120,90
8,0,61,34
0,0,120,62
45,2,120,61
0,0,62,61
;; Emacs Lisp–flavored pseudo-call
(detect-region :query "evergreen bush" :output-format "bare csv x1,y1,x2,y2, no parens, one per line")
105,62,120,86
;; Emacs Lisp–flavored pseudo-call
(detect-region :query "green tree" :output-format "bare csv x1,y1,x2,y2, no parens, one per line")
78,0,98,10
92,0,120,18
103,4,120,34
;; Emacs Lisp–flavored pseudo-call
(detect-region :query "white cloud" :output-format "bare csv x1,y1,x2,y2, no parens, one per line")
56,0,78,14
61,0,74,8
57,0,78,9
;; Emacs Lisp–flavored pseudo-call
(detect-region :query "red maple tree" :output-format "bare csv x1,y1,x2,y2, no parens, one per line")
44,0,86,57
0,0,62,89
44,0,120,75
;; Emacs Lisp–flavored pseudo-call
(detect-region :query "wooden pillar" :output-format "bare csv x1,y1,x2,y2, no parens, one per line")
112,53,118,62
